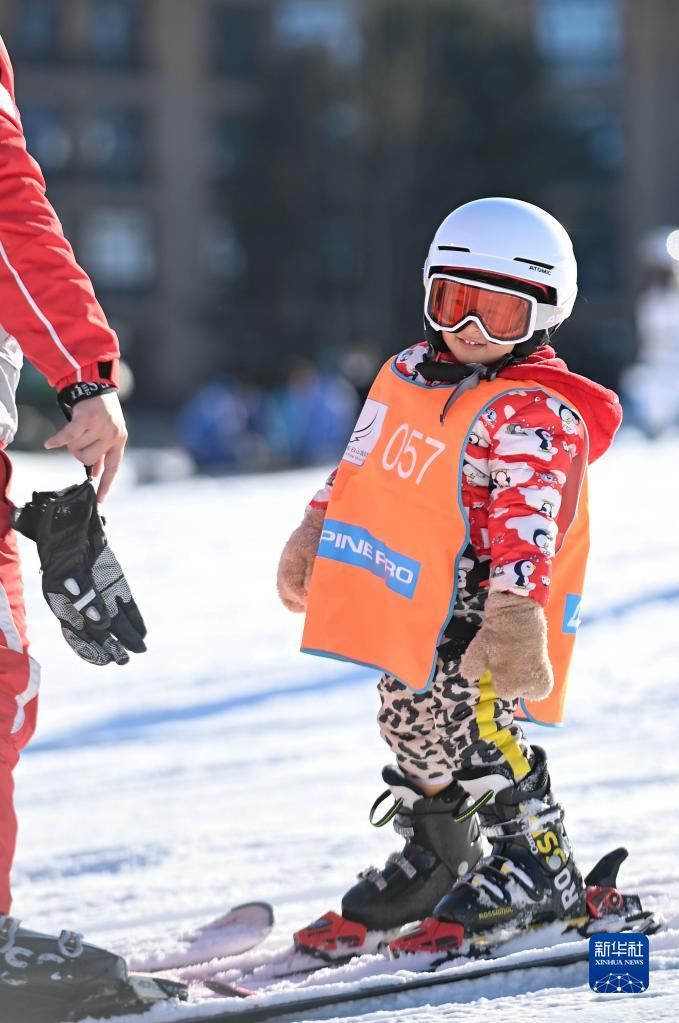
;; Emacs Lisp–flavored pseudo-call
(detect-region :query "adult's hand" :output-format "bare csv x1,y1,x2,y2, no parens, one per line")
44,391,127,501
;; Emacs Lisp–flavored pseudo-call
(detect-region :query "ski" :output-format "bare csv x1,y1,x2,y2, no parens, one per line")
203,899,661,996
201,848,653,989
127,901,275,972
128,843,665,1020
110,926,664,1023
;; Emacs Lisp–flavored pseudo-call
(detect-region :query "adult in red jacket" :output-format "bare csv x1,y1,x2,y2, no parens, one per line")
0,36,128,915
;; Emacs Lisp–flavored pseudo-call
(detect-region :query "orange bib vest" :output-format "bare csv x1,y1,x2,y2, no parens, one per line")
301,357,590,726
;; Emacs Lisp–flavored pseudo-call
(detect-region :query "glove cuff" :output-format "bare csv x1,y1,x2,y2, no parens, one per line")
58,381,117,421
485,591,539,611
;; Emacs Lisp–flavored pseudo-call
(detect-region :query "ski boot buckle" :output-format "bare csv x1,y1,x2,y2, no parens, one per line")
0,915,19,954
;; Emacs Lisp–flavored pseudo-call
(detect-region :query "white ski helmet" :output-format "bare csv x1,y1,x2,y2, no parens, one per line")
423,197,578,333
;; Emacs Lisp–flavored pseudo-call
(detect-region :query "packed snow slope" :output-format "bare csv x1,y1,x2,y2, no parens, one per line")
7,433,679,1022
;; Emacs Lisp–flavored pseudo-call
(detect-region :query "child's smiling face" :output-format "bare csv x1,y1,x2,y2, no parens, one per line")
440,323,517,365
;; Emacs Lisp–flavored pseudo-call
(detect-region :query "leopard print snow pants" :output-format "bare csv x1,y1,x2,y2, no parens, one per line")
377,587,532,788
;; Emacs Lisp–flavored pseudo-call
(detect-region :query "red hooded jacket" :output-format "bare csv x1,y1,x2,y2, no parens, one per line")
500,345,622,463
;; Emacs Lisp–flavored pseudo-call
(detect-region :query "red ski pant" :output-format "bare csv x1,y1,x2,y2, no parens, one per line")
0,452,39,914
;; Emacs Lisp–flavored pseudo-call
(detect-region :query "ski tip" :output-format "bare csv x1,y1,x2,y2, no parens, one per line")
230,901,275,927
200,901,275,934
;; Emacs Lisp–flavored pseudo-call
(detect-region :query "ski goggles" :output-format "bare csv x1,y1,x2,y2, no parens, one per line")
425,273,546,345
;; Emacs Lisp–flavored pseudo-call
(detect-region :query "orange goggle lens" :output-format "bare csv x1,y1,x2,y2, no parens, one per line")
427,277,535,342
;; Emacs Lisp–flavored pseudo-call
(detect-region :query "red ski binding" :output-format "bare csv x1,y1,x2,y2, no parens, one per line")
294,911,368,957
389,918,464,957
586,885,625,919
584,847,639,920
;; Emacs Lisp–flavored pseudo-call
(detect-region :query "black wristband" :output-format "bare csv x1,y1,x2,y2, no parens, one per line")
58,381,116,421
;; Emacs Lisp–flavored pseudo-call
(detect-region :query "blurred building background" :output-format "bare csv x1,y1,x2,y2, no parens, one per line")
2,0,679,457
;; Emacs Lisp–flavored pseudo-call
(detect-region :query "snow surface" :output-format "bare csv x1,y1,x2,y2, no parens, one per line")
7,433,679,1022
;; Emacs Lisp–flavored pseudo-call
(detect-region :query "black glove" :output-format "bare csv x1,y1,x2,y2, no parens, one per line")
12,479,147,666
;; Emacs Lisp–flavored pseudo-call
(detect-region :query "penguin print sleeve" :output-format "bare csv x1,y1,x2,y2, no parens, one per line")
482,391,586,606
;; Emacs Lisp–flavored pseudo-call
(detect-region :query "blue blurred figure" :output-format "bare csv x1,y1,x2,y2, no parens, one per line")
178,377,268,470
267,358,359,466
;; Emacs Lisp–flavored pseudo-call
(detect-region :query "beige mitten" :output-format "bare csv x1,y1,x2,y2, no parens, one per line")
459,591,553,700
276,505,325,613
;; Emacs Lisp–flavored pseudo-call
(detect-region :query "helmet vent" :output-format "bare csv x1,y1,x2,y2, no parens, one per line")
439,245,471,252
514,257,554,270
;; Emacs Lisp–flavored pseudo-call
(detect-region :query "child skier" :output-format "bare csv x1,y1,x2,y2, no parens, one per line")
277,197,623,955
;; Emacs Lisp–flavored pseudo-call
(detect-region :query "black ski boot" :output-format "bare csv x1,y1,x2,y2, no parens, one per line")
294,766,483,957
436,745,585,928
390,746,585,955
0,917,128,1022
0,916,187,1022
